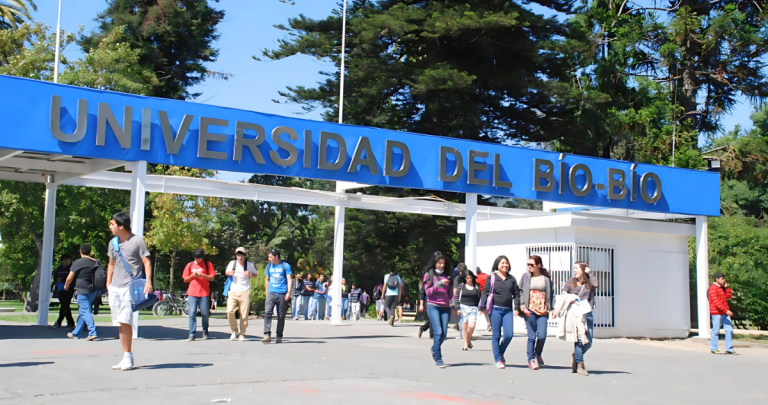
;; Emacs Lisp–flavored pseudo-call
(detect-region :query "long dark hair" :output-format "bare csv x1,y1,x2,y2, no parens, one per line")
463,269,476,287
492,255,511,274
529,255,551,278
422,251,452,281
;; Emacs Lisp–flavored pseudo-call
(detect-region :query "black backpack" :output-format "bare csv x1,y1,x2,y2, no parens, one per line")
92,260,107,291
386,273,399,290
373,286,382,301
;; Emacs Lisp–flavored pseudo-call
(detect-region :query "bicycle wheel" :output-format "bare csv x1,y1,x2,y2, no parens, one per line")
180,299,189,317
153,301,172,317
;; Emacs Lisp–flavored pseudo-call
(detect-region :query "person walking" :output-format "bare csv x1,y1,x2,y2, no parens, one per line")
479,255,520,369
519,255,554,370
106,212,152,371
325,276,334,320
64,244,103,340
423,251,452,368
300,273,315,320
417,283,432,339
708,272,736,355
361,289,369,318
340,278,350,320
310,274,327,320
52,254,74,329
561,261,598,376
383,271,402,326
454,268,480,351
475,267,491,332
349,283,363,320
225,247,258,341
373,283,385,321
262,249,292,343
291,273,305,320
182,249,216,341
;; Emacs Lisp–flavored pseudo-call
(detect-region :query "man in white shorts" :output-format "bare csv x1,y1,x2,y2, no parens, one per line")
107,212,152,371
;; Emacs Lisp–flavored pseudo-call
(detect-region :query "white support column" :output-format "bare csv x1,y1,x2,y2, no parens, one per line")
37,179,58,326
464,193,478,272
696,216,710,338
129,161,147,338
330,184,346,325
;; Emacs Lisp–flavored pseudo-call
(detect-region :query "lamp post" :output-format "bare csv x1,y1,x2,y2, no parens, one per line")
332,0,348,325
53,0,62,83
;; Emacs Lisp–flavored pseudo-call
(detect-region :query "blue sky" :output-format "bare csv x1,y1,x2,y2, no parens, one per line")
33,0,758,182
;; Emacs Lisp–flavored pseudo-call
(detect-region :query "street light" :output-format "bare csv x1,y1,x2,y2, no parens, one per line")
53,0,62,84
338,0,347,124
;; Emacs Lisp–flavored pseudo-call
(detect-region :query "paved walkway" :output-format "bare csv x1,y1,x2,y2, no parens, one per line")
0,317,766,404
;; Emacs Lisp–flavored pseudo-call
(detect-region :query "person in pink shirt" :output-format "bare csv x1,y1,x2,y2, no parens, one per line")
423,251,453,368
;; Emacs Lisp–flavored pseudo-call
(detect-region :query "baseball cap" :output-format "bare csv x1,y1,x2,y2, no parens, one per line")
235,247,246,255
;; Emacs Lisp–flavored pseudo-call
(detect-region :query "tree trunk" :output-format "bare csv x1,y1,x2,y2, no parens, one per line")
169,247,177,294
24,232,44,313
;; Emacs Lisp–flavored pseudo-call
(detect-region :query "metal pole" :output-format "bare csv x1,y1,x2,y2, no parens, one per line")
37,178,58,325
338,0,347,124
695,216,710,338
331,0,348,325
53,0,62,83
129,161,147,338
465,193,478,272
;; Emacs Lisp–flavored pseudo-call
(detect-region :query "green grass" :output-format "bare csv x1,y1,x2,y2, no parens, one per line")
0,314,113,323
731,334,768,345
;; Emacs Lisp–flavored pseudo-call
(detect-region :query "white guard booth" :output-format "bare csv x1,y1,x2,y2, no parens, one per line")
459,202,696,339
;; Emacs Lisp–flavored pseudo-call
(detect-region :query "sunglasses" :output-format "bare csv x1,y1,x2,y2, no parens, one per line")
527,263,535,267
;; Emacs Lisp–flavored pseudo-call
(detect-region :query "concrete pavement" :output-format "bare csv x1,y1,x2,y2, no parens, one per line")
0,316,766,404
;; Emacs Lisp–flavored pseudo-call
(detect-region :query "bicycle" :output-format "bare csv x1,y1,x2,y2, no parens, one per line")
152,292,189,317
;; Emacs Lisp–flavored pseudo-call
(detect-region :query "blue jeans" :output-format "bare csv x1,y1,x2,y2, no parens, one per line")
326,295,332,318
524,312,549,361
310,297,326,320
490,306,514,362
711,314,734,352
426,305,450,362
72,292,97,337
574,312,594,363
187,295,210,335
291,295,300,318
342,298,349,318
300,295,311,320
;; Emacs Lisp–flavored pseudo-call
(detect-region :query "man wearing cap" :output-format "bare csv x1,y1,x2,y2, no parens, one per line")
225,247,258,341
262,249,292,343
708,271,736,354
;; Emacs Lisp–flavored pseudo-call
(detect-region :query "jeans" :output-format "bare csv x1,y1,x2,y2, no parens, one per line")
92,290,102,315
350,302,361,320
326,295,333,318
187,295,210,336
524,312,549,361
291,295,300,318
264,293,288,337
383,296,398,320
574,312,594,363
72,292,97,337
300,295,311,319
490,306,514,362
310,296,326,320
342,298,349,318
711,314,734,352
426,305,450,362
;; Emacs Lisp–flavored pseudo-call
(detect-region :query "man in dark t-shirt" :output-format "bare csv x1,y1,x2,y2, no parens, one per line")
64,244,102,340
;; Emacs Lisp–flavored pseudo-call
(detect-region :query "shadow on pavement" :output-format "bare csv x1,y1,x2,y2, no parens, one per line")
0,325,232,341
0,361,55,367
287,335,405,340
135,363,213,370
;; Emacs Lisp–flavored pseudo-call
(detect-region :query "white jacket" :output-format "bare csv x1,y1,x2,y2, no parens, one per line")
554,293,589,344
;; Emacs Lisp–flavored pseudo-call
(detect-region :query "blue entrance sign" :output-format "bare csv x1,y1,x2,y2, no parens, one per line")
0,75,720,216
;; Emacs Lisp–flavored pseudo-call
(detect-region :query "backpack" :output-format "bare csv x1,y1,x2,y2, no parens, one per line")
372,286,382,301
386,273,399,290
92,260,107,291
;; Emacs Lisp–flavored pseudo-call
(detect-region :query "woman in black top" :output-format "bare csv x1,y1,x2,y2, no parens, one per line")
479,255,521,369
453,270,481,350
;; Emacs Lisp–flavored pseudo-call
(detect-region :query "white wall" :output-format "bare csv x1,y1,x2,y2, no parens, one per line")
474,224,691,339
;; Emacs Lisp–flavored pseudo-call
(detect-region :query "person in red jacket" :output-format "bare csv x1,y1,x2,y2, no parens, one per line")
475,268,491,332
708,272,736,354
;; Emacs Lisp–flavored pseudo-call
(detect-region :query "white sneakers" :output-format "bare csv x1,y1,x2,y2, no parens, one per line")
239,335,246,342
112,354,134,371
230,333,237,341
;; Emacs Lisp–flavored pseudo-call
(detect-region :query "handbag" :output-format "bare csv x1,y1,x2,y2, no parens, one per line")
111,237,158,312
481,273,496,313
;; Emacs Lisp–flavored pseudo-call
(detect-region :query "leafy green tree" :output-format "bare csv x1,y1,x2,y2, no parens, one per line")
80,0,227,100
0,0,36,30
260,0,578,143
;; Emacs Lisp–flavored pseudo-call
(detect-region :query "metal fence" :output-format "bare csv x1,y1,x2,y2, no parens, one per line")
525,244,615,328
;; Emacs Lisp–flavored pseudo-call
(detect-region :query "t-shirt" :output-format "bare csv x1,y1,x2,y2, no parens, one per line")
226,260,258,292
314,281,326,298
341,284,349,298
459,284,480,307
266,261,292,294
183,260,215,297
301,279,316,296
54,265,71,289
70,257,99,294
349,288,362,302
383,274,401,296
108,234,151,288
